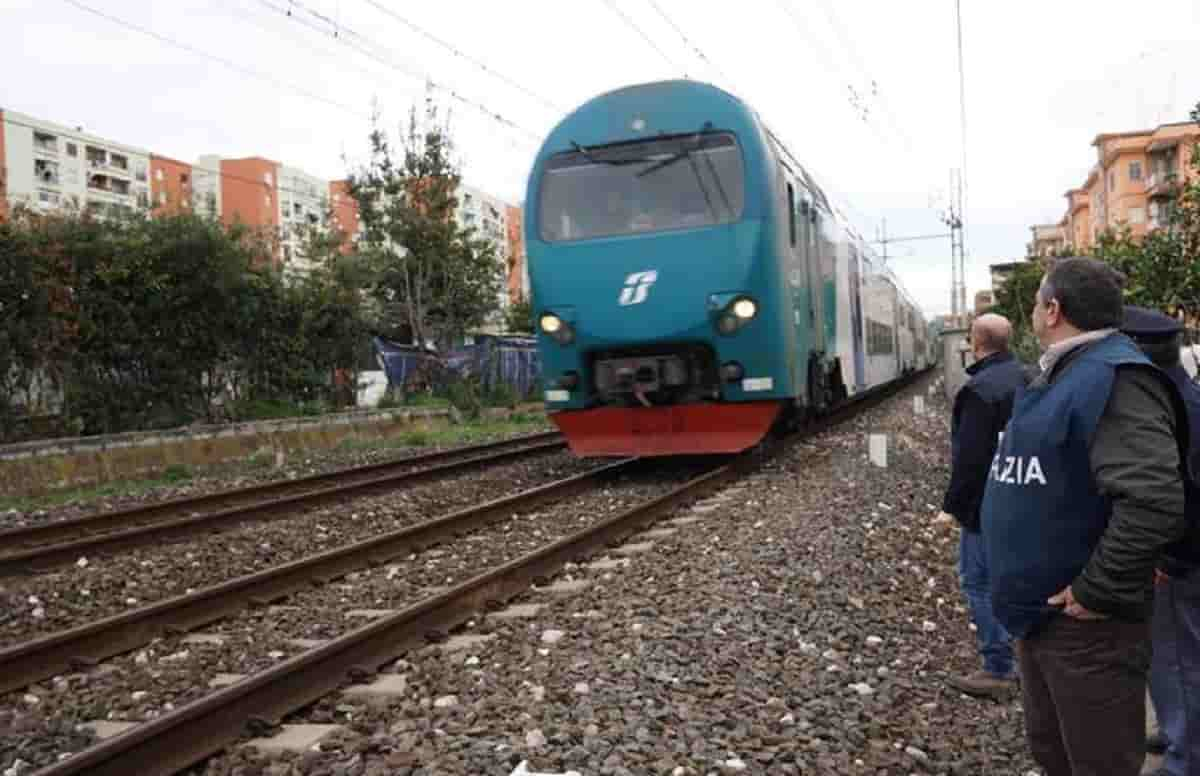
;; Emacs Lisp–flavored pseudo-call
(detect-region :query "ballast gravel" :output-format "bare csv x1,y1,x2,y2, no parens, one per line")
0,448,595,648
184,377,1041,775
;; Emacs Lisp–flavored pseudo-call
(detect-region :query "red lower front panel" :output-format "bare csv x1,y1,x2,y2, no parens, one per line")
550,401,784,457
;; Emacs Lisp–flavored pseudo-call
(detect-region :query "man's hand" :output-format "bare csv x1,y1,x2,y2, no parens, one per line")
1047,586,1109,620
1156,569,1172,587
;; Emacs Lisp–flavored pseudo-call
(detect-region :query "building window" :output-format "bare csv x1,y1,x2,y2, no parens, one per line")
156,169,164,182
1108,171,1115,191
109,153,128,171
1129,161,1142,181
34,159,60,185
264,172,273,186
66,143,78,157
1128,207,1145,225
180,173,189,185
33,131,57,153
138,190,150,208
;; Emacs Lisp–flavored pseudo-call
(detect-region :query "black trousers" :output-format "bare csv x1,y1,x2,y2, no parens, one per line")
1015,615,1151,776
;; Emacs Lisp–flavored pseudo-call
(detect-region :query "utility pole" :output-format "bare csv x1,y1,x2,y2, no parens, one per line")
941,169,965,327
954,0,970,329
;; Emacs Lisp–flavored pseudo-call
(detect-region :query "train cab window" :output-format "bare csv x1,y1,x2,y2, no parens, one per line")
538,132,745,242
786,182,796,246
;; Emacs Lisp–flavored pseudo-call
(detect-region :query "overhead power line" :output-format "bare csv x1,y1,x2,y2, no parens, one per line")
646,0,733,88
60,0,370,120
265,0,542,144
600,0,684,74
358,0,564,114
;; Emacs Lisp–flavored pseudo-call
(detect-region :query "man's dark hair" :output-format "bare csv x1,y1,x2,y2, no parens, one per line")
1038,257,1125,331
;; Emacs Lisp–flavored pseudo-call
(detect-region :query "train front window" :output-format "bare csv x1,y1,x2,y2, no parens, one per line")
538,132,744,242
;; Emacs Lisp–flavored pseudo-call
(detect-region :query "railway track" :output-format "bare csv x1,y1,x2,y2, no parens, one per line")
15,372,926,776
0,432,565,576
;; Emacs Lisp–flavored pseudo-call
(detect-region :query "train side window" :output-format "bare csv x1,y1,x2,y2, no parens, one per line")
786,182,796,246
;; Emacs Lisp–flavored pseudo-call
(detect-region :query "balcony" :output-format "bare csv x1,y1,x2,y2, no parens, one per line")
1145,172,1178,199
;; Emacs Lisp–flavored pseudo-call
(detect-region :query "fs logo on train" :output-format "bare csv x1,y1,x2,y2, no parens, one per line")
618,270,658,306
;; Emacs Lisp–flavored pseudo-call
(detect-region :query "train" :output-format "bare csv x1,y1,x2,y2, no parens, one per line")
524,80,931,457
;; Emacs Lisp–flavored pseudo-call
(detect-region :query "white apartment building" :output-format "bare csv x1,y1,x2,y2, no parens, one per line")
457,184,513,329
278,164,330,276
2,110,152,217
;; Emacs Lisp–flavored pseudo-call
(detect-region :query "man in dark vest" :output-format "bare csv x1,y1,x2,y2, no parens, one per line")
942,313,1027,697
1121,305,1200,776
981,258,1187,776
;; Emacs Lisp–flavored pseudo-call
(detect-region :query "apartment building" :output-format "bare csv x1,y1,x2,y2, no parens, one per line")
1,109,153,218
1027,223,1067,257
1,108,524,297
1049,120,1200,252
505,203,529,304
457,184,514,318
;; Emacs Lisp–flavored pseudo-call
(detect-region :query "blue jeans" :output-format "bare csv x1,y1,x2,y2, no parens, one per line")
1149,572,1200,775
959,529,1013,676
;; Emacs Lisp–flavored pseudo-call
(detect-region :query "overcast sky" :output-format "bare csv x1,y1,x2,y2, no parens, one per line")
4,0,1199,316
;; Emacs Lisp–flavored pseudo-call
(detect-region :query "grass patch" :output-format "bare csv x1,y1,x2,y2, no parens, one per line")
0,465,196,513
336,413,550,453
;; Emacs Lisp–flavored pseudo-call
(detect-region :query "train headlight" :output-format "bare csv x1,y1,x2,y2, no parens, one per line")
732,298,757,320
539,312,574,345
539,314,563,334
712,295,758,336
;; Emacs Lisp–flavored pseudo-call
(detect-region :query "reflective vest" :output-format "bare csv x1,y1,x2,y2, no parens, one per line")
981,333,1158,639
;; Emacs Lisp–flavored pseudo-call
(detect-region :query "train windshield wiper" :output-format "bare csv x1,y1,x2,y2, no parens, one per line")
634,121,714,178
569,140,652,166
635,122,732,220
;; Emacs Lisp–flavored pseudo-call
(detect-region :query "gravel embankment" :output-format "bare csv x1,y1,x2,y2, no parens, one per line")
0,448,593,647
0,461,711,773
180,377,1039,775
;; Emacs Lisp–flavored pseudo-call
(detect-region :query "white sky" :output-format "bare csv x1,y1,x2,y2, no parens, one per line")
3,0,1199,316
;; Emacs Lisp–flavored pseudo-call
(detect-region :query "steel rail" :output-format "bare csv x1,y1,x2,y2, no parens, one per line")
31,455,742,776
0,436,565,576
28,370,930,775
0,458,634,694
0,431,562,549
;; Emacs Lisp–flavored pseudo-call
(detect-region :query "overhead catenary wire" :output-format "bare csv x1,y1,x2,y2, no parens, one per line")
645,0,733,89
600,0,685,75
51,0,531,198
357,0,565,114
810,0,920,154
263,0,543,145
60,0,371,120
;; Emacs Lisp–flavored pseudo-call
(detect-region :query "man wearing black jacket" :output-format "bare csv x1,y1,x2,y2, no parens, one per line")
982,259,1186,776
942,313,1027,697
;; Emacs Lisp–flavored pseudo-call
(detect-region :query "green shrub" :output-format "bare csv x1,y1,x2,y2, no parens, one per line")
162,464,192,482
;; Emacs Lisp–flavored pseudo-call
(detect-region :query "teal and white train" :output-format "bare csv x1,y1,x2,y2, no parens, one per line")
524,80,929,456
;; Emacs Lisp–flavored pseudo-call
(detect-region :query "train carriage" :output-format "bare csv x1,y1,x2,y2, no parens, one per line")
525,80,926,457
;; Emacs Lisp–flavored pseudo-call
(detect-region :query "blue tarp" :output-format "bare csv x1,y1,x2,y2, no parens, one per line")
373,337,434,390
373,335,541,399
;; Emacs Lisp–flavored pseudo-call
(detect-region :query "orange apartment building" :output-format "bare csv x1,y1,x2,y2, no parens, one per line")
149,155,193,216
504,203,527,304
2,107,528,291
1049,119,1200,253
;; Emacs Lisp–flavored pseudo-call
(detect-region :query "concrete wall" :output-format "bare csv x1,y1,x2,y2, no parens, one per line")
940,328,973,400
0,407,451,497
